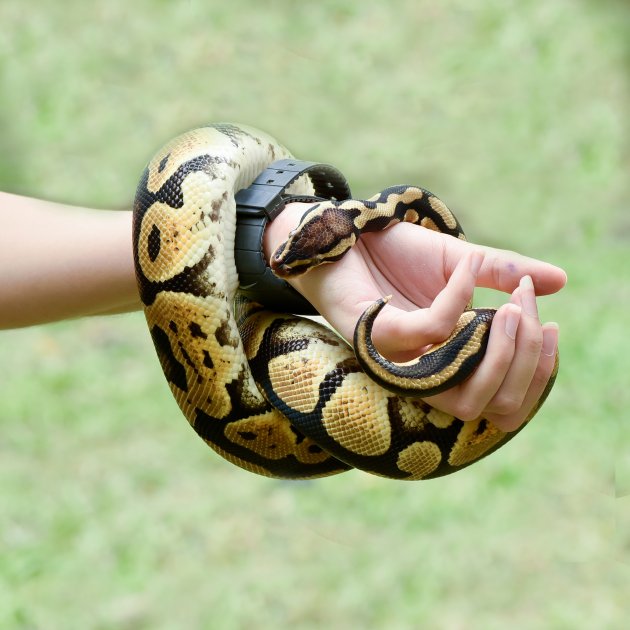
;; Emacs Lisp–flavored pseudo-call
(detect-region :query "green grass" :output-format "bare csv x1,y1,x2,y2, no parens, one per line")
1,0,629,628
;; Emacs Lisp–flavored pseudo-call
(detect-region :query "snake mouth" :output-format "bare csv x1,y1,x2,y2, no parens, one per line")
270,240,312,278
270,257,310,279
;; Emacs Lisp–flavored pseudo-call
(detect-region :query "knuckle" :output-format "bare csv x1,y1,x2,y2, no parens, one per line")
490,347,514,373
428,320,451,341
372,312,403,345
522,333,543,356
384,315,405,340
490,394,524,416
453,401,483,422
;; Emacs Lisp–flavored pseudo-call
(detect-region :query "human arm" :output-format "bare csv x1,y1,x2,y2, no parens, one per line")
0,192,565,434
0,192,140,328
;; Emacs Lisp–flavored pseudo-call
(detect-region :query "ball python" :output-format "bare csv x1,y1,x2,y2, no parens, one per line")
132,123,558,480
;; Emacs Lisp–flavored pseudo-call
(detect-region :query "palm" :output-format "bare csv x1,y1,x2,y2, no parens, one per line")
343,224,455,309
292,222,475,354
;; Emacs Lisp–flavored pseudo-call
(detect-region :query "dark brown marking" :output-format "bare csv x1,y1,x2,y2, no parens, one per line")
158,153,170,173
178,342,197,372
210,191,228,221
215,319,238,348
136,250,216,307
213,123,249,147
148,224,161,262
473,418,488,438
300,207,356,253
189,322,208,339
238,431,257,441
202,350,214,369
150,325,188,392
290,425,306,444
271,204,362,277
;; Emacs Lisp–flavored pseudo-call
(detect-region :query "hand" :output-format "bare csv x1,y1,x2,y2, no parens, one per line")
264,202,566,432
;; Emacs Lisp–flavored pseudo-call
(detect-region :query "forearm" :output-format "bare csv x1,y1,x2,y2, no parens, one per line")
0,192,140,329
0,193,308,330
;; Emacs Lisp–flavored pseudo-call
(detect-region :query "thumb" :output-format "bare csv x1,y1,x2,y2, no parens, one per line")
368,251,484,362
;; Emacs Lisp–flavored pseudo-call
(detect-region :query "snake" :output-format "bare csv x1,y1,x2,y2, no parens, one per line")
132,123,558,480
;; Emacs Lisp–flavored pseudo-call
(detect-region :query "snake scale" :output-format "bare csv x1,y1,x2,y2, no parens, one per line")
132,123,557,480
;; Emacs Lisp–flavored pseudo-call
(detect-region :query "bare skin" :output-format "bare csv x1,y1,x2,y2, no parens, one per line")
0,192,566,432
0,193,138,327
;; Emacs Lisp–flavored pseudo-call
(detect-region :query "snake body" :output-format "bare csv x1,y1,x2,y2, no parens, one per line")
133,123,557,480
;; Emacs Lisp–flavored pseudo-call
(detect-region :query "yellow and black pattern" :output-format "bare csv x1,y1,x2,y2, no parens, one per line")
271,185,466,278
354,297,496,397
133,123,558,480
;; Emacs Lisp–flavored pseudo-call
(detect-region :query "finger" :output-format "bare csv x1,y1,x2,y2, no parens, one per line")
420,301,521,421
444,237,567,296
369,250,484,360
477,248,567,296
483,276,543,419
510,286,521,306
486,322,559,431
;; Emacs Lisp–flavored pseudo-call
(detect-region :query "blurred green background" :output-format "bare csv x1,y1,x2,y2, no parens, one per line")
1,1,629,628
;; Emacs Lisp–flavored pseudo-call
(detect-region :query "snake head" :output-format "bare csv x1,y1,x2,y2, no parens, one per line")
271,201,361,278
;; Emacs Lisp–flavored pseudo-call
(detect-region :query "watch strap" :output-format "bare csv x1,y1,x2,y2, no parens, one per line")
234,159,351,314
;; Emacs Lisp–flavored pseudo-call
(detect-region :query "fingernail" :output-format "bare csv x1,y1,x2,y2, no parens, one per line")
505,306,521,340
520,275,538,318
542,323,559,356
470,251,483,277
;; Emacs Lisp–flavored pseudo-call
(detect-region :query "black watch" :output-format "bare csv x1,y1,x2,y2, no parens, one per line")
234,158,351,314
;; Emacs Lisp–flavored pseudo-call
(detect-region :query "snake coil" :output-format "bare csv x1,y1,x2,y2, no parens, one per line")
132,123,557,480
